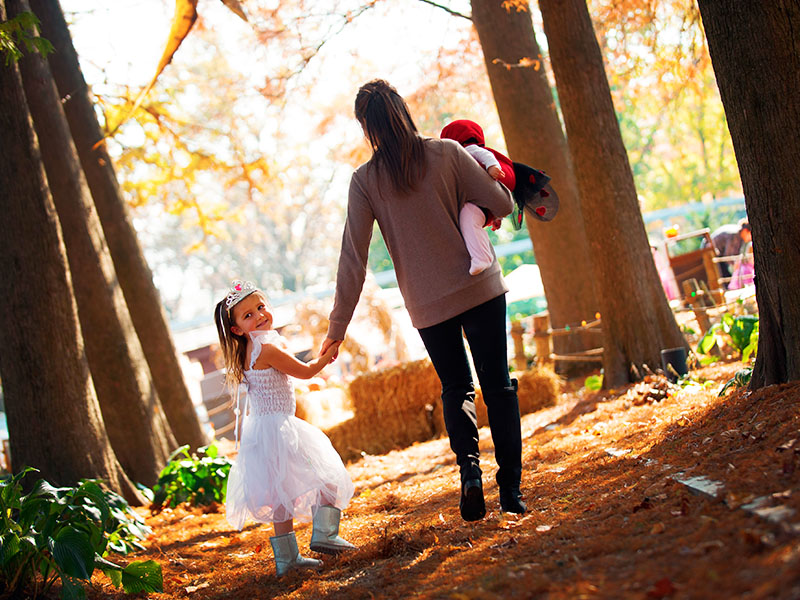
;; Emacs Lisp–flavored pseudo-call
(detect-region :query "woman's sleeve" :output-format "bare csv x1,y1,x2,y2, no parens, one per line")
454,143,514,217
327,174,375,340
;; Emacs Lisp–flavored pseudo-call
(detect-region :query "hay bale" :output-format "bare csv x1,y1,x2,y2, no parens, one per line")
516,367,561,414
295,386,353,430
326,363,560,463
349,359,441,452
326,418,368,463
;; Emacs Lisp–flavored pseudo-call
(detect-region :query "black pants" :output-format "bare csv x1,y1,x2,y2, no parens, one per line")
418,294,522,489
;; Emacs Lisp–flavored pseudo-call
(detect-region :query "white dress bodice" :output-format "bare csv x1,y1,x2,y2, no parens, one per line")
243,329,296,416
243,367,296,416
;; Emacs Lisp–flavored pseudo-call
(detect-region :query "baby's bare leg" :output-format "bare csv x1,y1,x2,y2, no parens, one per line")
459,203,494,276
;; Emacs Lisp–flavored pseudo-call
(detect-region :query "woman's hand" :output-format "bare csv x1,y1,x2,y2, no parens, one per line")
320,337,342,362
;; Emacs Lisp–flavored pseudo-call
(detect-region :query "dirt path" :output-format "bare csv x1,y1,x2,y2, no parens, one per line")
88,362,800,599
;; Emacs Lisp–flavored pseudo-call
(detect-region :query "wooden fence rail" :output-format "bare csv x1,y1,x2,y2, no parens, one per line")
511,312,604,369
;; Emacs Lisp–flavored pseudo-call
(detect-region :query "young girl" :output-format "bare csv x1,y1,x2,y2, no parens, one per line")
440,119,558,275
214,280,355,577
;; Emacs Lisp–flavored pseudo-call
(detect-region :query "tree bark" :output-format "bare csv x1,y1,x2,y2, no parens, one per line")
0,21,141,503
697,0,800,388
470,0,600,374
30,0,208,450
11,0,177,486
538,0,687,388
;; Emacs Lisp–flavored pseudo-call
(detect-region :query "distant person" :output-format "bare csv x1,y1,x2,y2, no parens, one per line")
707,219,752,278
729,240,755,290
322,80,526,522
440,119,558,275
214,280,355,578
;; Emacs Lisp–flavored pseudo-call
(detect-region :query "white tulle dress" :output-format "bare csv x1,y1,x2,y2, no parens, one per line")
225,330,354,530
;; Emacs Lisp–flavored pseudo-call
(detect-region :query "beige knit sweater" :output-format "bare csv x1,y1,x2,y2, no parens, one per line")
327,137,514,340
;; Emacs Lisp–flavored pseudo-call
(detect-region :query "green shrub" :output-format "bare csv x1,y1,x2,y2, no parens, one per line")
719,367,753,396
697,313,759,362
151,442,232,511
0,468,162,599
584,374,603,391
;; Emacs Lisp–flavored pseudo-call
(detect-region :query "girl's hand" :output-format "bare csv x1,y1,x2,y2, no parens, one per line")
319,339,341,365
487,165,505,180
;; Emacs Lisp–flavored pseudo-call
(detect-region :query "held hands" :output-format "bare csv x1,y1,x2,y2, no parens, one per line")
487,165,505,180
319,337,342,364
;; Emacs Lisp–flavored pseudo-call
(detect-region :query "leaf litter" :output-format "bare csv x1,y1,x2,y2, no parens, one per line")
84,361,800,599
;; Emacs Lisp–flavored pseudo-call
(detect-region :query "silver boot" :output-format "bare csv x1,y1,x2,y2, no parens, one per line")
310,506,356,554
269,532,322,577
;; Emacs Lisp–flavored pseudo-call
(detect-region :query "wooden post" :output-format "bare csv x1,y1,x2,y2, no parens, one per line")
701,247,724,305
683,279,712,333
532,313,553,368
510,320,527,372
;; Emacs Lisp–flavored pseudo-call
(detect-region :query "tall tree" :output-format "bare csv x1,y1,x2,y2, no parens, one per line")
696,0,800,387
10,0,176,486
471,0,600,369
30,0,208,450
538,0,686,388
0,18,141,502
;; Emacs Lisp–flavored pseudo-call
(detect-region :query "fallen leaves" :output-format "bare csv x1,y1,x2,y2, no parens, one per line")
84,361,800,600
646,577,676,599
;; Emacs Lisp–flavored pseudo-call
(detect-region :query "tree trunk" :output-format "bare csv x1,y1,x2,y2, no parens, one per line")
538,0,687,388
697,0,800,388
11,0,177,486
30,0,208,450
0,25,141,504
470,0,600,374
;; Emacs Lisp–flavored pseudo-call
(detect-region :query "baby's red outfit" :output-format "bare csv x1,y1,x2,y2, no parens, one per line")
440,120,517,192
440,119,558,229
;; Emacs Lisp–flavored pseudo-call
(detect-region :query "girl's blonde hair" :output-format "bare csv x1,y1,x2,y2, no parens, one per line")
213,298,248,388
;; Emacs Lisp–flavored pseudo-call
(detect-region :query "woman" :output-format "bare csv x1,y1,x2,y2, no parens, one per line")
321,80,525,521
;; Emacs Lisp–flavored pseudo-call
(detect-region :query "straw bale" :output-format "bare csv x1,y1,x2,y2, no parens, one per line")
516,367,561,414
326,418,368,463
327,364,560,462
294,396,309,422
295,386,353,430
344,359,442,455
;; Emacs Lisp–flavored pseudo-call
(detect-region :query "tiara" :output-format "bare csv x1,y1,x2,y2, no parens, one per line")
224,280,258,311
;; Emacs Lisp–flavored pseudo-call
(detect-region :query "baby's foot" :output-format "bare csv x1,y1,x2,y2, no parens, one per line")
469,259,491,276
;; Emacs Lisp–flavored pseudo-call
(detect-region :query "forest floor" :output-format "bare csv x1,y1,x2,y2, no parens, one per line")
87,360,800,600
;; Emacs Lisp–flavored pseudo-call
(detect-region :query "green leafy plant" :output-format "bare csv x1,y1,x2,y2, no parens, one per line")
719,367,753,396
151,443,232,511
584,374,603,391
0,11,53,66
0,468,162,599
697,313,759,360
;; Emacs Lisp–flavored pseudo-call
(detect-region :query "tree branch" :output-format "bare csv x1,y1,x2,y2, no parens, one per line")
415,0,471,21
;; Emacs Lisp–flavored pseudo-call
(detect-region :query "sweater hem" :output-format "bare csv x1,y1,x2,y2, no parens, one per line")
406,269,508,330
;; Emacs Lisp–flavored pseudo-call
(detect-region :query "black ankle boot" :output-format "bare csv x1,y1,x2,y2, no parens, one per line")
500,487,527,514
460,477,486,521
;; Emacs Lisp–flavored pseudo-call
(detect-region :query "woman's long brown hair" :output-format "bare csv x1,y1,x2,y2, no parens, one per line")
214,299,247,388
354,79,426,193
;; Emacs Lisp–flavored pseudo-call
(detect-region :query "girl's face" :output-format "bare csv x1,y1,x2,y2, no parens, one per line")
230,292,273,337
